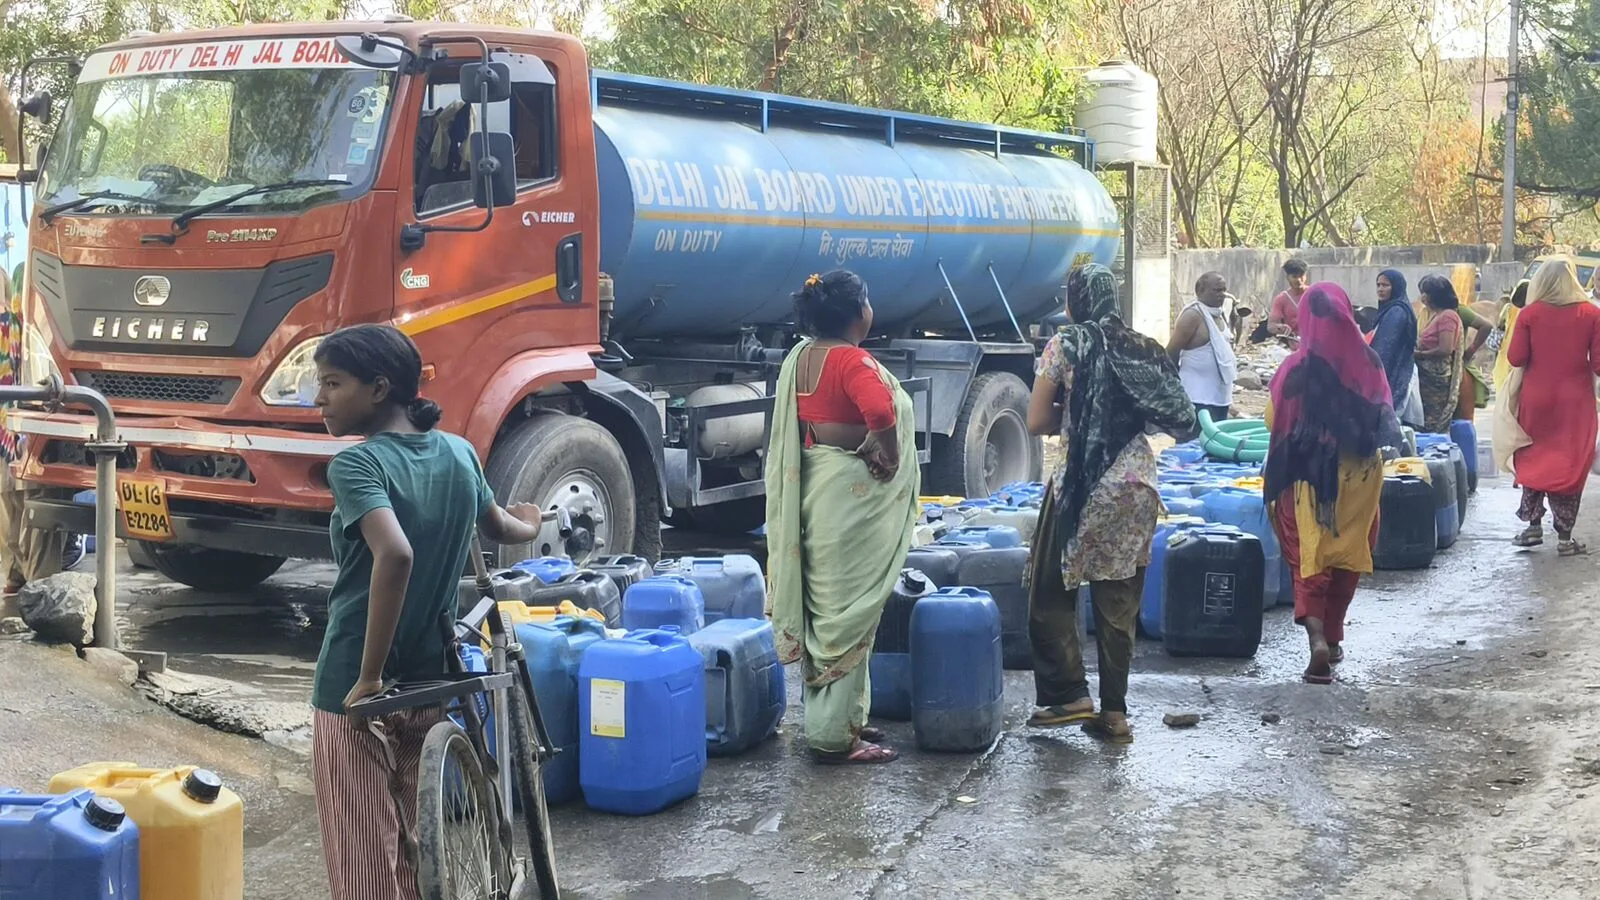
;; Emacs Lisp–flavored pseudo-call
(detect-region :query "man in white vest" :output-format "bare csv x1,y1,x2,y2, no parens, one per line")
1166,271,1237,422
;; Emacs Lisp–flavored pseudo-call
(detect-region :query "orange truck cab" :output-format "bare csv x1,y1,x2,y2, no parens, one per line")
12,21,1121,591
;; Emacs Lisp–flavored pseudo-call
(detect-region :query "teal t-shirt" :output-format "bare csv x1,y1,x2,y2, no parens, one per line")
311,430,494,714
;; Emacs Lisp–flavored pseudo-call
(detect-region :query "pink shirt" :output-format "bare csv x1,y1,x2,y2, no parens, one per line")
1270,290,1302,335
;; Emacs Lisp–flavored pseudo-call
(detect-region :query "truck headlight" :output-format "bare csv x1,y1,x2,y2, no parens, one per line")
259,336,324,407
21,324,60,389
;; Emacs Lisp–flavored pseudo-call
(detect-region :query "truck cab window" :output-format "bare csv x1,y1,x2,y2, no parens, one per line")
414,54,558,216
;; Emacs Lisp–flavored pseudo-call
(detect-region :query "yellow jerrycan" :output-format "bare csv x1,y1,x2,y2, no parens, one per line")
49,762,244,900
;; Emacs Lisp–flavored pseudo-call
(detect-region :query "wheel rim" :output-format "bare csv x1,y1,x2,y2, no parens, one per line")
502,468,614,568
981,409,1033,494
437,736,505,898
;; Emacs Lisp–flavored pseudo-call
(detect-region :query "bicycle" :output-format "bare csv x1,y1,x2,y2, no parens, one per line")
350,513,570,900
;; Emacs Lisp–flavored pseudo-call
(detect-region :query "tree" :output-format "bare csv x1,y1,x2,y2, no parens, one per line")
1115,0,1268,247
1240,0,1412,247
1516,0,1600,201
596,0,1112,130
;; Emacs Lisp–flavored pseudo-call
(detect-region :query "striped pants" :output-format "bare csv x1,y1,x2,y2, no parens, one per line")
313,706,441,900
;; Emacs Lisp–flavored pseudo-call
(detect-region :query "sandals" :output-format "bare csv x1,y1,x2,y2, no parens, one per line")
1028,703,1096,727
1081,714,1133,744
1512,525,1544,548
1328,644,1345,666
1304,643,1335,684
812,740,899,765
1559,539,1588,557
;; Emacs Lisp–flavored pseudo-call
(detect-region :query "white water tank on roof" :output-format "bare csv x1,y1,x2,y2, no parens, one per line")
1077,60,1159,165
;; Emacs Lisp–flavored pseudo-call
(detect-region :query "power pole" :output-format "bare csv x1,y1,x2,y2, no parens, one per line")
1502,0,1520,263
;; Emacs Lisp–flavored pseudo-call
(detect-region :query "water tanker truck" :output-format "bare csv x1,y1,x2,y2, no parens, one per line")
9,21,1121,590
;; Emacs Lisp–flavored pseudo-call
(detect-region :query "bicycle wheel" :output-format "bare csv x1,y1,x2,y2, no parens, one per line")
507,680,561,898
416,720,513,900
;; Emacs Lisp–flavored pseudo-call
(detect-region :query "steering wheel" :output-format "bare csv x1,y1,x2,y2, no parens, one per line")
136,164,212,192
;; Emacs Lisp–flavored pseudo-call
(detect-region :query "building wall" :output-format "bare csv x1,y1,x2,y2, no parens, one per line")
1172,246,1518,322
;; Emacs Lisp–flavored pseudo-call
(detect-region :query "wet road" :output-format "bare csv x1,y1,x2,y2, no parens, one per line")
97,471,1595,899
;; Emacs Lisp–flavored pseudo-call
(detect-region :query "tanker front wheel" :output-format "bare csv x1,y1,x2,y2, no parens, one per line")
140,544,287,592
485,415,638,568
926,371,1042,500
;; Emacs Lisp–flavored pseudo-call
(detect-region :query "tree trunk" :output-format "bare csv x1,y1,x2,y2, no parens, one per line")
758,2,810,93
0,81,20,168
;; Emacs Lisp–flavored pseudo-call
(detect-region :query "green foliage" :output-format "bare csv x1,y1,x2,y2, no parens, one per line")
596,0,1106,130
1518,0,1600,201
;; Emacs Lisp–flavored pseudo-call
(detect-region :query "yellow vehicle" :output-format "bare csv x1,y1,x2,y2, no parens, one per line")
1523,254,1600,295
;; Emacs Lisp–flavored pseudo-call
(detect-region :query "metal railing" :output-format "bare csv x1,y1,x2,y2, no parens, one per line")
0,375,121,648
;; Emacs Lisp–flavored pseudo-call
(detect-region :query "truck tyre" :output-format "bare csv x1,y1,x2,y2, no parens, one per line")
485,415,637,568
667,496,767,536
926,370,1042,500
140,544,287,592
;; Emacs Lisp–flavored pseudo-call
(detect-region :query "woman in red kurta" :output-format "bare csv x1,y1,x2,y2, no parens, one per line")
1508,257,1600,555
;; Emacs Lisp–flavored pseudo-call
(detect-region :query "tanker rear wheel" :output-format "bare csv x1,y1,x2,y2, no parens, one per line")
926,371,1042,500
485,415,638,568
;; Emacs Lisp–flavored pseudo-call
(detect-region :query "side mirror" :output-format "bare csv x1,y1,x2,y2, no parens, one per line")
334,34,407,70
20,91,53,123
16,141,48,185
460,62,512,103
470,132,517,209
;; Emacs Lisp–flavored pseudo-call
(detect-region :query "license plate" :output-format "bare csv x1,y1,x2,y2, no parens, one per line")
119,476,174,542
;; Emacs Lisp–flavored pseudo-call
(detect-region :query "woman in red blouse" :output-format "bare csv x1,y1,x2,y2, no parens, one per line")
766,271,920,764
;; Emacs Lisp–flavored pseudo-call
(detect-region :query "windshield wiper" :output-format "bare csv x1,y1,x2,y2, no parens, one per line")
38,190,160,224
142,179,350,245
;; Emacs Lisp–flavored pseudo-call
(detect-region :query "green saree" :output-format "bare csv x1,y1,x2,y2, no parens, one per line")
764,340,920,752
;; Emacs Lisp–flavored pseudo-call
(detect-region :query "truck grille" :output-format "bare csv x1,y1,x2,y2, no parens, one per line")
74,372,241,405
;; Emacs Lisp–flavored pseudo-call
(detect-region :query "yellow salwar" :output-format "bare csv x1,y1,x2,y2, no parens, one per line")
1266,402,1384,577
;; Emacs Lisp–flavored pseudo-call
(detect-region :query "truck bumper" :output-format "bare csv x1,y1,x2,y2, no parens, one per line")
8,409,350,559
24,495,334,559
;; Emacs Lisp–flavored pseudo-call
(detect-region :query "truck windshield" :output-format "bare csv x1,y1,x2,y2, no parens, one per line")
37,38,394,218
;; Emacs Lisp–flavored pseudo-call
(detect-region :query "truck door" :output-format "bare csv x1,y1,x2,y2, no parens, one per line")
393,45,596,429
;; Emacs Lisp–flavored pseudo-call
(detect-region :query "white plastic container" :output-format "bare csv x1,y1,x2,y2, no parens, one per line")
1076,61,1160,165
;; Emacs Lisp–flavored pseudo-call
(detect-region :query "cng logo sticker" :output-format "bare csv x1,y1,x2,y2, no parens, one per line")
400,268,431,290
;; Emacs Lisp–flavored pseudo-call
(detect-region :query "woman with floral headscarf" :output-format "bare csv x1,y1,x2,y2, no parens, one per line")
1266,283,1400,684
1024,264,1196,743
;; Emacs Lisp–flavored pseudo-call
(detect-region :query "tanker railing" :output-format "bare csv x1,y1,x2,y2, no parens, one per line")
987,264,1029,344
935,260,980,344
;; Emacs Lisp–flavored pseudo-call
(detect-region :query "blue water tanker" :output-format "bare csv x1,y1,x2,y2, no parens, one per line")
1160,493,1206,520
587,554,656,599
910,587,1004,752
687,618,786,756
621,575,706,634
579,627,707,815
1162,442,1208,467
903,545,961,588
1139,516,1210,638
1162,525,1266,658
512,556,578,586
654,555,766,624
871,569,939,720
516,615,609,805
1201,487,1284,608
591,72,1121,339
1420,454,1460,549
945,525,1022,549
1423,442,1470,526
1450,420,1479,492
0,788,140,900
955,544,1033,670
